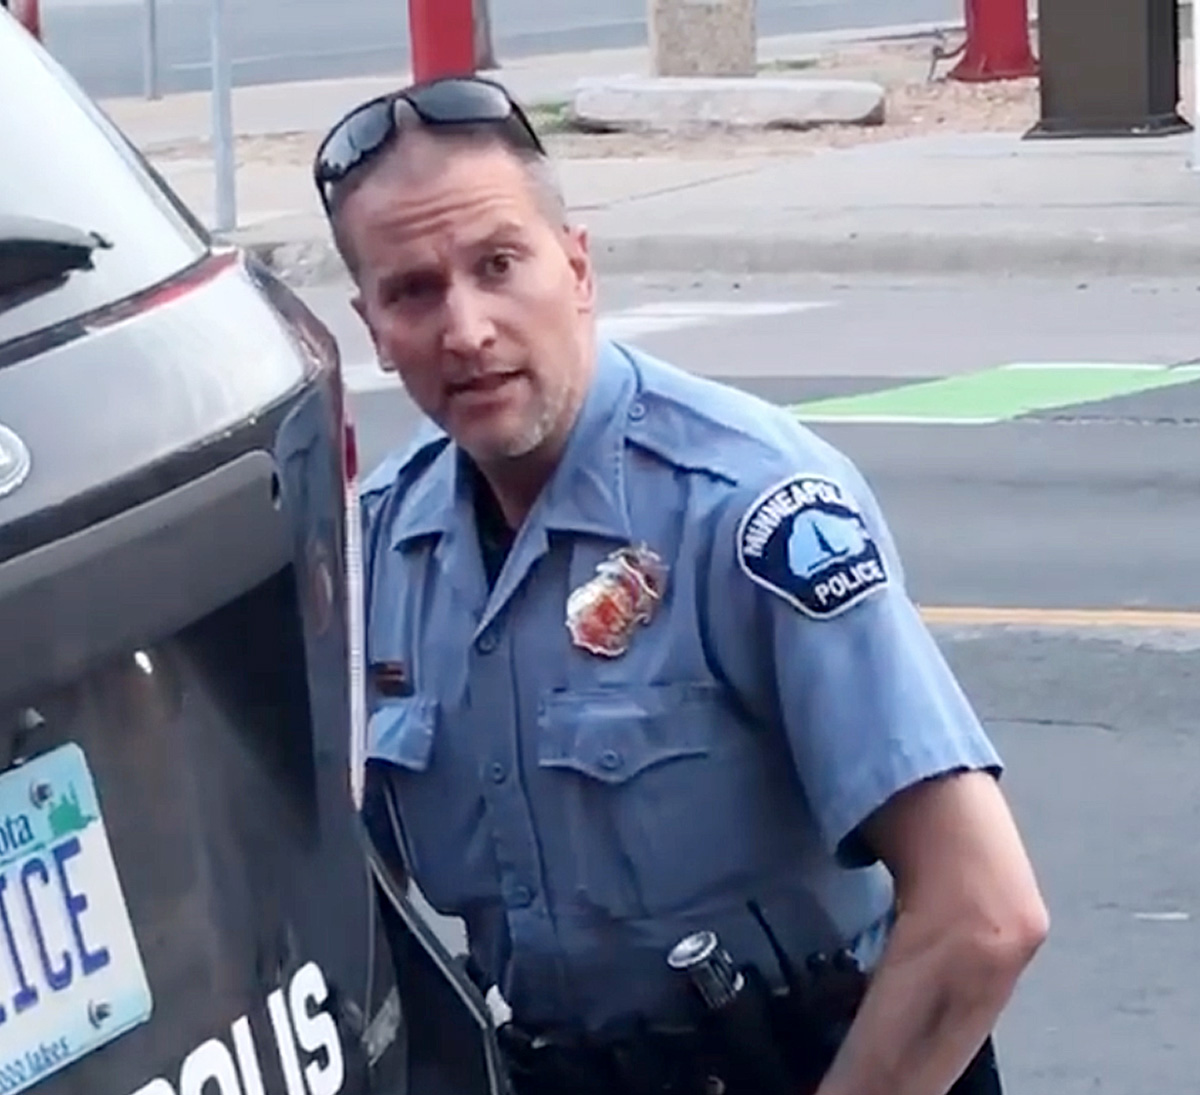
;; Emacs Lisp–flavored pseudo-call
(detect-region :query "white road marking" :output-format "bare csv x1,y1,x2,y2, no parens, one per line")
1133,911,1191,922
342,299,834,394
600,300,831,341
795,414,1001,426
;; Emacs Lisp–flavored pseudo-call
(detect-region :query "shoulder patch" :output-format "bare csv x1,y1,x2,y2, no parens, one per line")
735,473,888,619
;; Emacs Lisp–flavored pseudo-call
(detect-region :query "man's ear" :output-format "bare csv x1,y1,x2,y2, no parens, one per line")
564,223,596,313
351,291,390,368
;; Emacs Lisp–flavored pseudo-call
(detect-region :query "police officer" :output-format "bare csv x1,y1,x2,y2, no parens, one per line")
313,76,1049,1095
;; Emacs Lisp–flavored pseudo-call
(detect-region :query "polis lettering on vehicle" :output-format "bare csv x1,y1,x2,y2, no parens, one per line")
127,961,346,1095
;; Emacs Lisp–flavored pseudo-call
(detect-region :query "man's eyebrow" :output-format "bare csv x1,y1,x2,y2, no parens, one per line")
369,222,534,292
469,222,531,249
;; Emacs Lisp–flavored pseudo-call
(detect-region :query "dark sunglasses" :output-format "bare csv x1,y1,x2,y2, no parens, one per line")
312,75,547,213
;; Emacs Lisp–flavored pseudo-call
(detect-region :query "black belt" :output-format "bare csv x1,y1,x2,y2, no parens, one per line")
491,932,863,1095
496,1020,718,1095
498,1023,1002,1095
489,910,1000,1095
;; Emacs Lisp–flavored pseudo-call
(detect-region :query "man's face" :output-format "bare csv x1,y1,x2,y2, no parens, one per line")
340,134,596,466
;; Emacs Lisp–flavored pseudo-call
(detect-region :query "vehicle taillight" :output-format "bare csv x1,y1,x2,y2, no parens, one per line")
344,412,359,483
342,400,367,812
88,250,241,333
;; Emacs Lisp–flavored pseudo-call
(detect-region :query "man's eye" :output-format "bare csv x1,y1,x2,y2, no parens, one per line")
482,252,515,279
385,276,439,304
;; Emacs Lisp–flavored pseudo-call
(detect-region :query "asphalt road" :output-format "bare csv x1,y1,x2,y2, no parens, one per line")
303,272,1200,1094
39,0,960,99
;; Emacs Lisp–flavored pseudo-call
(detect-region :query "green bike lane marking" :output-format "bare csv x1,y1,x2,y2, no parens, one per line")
789,363,1200,424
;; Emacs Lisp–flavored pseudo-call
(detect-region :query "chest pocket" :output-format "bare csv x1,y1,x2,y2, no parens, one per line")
368,695,499,911
537,681,796,920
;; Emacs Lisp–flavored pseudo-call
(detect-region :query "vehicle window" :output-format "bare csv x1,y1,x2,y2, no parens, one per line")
0,16,208,347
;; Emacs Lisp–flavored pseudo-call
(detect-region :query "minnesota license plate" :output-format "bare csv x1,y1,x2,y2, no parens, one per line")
0,744,152,1093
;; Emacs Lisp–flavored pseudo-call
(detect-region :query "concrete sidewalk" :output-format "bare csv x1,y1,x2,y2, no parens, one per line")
98,29,1200,283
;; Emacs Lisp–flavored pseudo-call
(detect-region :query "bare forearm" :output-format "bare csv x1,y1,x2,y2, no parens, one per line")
812,911,1037,1095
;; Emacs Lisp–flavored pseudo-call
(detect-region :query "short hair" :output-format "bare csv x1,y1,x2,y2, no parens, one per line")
327,116,568,280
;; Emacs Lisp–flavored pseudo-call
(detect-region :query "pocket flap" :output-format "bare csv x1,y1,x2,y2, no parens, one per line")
368,695,438,772
537,683,715,784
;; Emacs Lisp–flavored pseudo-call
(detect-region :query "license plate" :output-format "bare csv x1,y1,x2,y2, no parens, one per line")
0,744,152,1093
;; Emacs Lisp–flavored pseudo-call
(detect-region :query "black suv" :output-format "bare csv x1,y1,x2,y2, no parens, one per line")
0,13,504,1095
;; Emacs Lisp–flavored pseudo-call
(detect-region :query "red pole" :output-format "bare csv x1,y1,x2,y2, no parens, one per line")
948,0,1038,82
408,0,475,82
9,0,41,40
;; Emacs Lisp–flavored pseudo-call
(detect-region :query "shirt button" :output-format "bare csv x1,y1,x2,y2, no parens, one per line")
511,885,533,908
476,630,498,654
490,763,507,784
628,400,647,422
600,749,623,772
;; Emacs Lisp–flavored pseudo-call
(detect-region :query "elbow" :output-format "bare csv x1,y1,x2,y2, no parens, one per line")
996,896,1050,970
965,891,1050,995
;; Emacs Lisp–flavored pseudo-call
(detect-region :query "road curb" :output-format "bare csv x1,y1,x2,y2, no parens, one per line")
243,229,1200,287
588,233,1200,278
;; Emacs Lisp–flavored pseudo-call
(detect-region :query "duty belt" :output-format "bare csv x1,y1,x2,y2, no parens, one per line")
493,925,1001,1095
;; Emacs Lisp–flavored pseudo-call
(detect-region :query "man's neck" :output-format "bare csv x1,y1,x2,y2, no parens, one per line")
476,336,597,529
474,446,560,531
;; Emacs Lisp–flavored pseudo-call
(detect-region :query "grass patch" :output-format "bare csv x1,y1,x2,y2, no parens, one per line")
529,98,574,133
758,56,820,72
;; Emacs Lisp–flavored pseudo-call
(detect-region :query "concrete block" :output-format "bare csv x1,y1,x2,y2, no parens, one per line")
648,0,756,77
570,76,887,132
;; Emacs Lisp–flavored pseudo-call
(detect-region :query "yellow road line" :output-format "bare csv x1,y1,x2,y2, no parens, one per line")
919,606,1200,630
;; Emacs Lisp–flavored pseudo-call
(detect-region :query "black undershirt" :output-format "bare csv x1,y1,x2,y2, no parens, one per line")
465,457,516,590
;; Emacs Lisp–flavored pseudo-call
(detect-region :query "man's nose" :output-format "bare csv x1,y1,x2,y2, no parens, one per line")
442,284,496,355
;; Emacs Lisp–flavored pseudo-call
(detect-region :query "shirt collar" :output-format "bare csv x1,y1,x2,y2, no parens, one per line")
388,338,636,550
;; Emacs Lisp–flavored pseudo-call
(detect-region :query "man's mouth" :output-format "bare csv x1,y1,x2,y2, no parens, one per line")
447,371,522,398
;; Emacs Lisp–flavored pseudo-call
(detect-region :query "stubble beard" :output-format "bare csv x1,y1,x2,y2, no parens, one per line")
468,371,579,465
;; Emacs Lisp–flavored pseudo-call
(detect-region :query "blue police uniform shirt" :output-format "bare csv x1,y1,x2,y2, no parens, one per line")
360,338,1002,1039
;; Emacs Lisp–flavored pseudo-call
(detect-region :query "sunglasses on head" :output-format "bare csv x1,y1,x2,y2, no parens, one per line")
312,75,548,213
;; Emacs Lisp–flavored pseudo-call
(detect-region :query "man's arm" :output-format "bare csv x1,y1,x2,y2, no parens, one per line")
815,771,1049,1095
700,456,1048,1095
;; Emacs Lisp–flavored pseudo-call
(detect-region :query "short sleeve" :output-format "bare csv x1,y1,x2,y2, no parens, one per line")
702,455,1003,868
